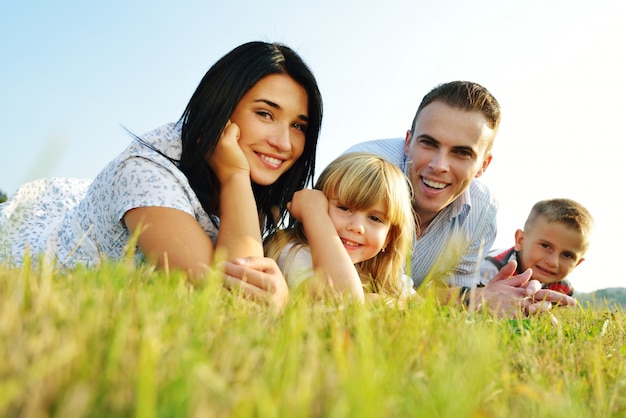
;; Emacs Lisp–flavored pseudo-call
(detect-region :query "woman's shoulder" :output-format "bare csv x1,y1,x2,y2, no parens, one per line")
126,121,183,161
95,121,185,186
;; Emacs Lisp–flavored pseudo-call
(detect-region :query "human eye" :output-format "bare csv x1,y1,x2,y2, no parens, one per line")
563,252,577,260
453,148,474,159
330,199,350,212
368,210,389,224
292,121,308,133
418,137,437,148
369,215,384,223
256,110,273,120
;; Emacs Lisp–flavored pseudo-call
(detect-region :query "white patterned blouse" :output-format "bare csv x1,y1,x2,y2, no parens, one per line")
0,122,218,268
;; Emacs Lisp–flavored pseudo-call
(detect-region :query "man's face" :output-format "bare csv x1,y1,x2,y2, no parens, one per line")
404,101,494,225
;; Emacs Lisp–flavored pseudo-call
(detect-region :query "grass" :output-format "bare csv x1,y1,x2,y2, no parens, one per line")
0,259,625,417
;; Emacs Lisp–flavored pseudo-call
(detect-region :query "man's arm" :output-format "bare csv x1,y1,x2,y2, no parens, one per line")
467,261,576,317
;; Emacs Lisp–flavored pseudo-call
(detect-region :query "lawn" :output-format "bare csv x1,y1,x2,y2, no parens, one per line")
1,259,624,417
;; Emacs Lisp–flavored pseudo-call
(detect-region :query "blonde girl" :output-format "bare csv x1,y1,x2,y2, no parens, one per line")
265,152,416,301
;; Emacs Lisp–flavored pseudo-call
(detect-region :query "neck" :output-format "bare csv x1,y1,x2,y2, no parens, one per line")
415,209,437,237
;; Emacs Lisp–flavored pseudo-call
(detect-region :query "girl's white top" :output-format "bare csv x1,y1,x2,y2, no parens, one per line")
277,241,415,298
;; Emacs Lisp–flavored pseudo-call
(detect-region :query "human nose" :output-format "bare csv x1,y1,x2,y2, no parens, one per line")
429,151,450,172
346,214,365,234
267,123,291,151
544,251,559,267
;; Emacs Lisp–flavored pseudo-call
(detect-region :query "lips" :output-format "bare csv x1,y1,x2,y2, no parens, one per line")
258,152,285,169
422,177,448,190
534,265,556,277
341,238,362,248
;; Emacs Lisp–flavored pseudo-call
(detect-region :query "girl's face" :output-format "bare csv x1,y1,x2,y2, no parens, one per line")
327,198,391,264
229,74,309,186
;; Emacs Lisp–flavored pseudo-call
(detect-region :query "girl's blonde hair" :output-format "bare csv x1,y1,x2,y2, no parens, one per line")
265,152,416,297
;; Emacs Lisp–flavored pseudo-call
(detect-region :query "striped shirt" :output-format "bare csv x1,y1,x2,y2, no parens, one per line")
344,138,498,288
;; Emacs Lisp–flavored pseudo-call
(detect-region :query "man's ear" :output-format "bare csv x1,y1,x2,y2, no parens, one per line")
475,153,493,178
404,130,412,156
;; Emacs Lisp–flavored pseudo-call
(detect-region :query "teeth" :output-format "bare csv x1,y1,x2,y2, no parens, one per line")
261,154,282,165
423,178,447,189
342,238,361,247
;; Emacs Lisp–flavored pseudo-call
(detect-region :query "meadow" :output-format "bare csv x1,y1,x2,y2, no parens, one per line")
0,258,624,418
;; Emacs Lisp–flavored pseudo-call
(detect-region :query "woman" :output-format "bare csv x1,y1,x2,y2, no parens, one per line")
0,41,323,308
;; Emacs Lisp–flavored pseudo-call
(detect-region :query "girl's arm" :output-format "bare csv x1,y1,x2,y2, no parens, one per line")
288,189,364,300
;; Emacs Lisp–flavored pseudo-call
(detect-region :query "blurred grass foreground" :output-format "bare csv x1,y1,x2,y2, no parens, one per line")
0,258,625,418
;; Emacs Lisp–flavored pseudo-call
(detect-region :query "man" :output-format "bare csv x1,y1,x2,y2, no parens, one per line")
345,81,574,316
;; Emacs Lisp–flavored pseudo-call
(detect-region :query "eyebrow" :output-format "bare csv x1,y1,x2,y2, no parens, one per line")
418,134,476,156
254,99,309,122
452,144,476,156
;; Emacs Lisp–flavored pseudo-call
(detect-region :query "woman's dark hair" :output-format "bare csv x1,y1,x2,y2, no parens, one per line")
179,41,323,235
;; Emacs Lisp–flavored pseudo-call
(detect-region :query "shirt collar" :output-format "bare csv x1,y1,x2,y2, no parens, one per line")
451,187,471,220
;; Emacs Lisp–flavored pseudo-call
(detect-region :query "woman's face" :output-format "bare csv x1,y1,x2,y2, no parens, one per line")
229,74,309,186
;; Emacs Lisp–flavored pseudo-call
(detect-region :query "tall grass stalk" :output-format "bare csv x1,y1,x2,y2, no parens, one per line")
0,259,624,417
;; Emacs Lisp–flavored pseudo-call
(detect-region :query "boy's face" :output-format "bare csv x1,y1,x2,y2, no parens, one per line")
515,216,587,284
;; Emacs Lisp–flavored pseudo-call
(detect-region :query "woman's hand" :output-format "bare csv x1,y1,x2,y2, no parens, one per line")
207,121,249,183
221,256,289,311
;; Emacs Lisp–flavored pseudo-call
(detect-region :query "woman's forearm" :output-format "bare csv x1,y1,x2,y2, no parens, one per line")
216,172,263,260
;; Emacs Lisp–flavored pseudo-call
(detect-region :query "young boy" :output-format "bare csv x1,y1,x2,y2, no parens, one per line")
479,198,594,296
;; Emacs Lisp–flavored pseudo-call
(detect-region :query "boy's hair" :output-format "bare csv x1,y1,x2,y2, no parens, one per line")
265,152,416,297
525,198,594,250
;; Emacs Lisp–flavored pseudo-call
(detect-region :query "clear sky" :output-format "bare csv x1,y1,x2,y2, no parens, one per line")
1,0,624,293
